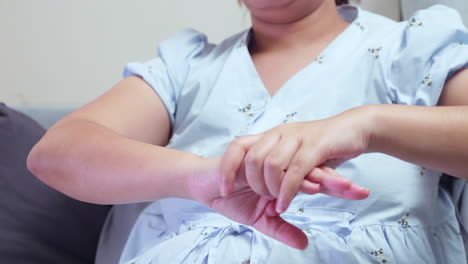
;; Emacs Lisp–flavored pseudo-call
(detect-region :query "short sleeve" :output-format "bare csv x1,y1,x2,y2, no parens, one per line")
385,5,468,106
123,29,208,122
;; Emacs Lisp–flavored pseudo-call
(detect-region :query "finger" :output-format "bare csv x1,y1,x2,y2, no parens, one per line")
300,166,347,195
220,135,261,196
299,180,321,195
252,200,309,250
244,133,280,196
277,148,321,214
319,184,370,200
306,166,353,192
264,136,300,197
306,166,370,200
318,166,370,199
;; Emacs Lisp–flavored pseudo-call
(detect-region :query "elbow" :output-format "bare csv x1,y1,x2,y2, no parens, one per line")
27,141,46,180
27,119,83,194
27,118,74,183
26,132,109,205
27,138,58,186
27,142,88,203
27,130,73,196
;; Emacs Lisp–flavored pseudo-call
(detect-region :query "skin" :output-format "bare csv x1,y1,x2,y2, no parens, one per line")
28,0,468,250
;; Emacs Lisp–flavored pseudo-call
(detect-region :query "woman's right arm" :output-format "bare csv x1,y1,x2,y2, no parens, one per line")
27,76,203,205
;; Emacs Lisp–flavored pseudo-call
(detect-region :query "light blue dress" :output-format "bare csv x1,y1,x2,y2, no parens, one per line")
118,5,468,264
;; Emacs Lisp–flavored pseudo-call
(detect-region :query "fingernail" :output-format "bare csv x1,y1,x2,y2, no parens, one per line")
359,186,370,192
358,186,370,196
220,185,228,197
276,202,286,214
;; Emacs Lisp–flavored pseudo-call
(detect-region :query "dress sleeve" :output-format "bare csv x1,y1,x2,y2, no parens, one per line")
123,29,208,122
384,5,468,106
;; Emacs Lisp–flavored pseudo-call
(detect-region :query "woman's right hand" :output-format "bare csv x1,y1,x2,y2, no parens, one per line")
189,157,368,250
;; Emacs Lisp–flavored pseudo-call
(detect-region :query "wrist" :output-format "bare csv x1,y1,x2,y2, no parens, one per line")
343,105,381,154
359,104,388,153
186,156,221,205
159,151,207,201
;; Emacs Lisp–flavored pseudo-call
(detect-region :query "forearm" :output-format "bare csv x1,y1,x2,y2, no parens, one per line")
364,104,468,179
28,118,202,204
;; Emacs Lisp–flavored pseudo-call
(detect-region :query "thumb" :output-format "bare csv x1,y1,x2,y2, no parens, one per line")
251,200,308,250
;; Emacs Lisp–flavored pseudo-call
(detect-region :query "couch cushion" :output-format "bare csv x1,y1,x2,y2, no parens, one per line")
0,103,111,263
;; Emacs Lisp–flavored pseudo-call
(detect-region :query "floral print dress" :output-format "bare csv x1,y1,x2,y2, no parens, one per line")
102,4,468,264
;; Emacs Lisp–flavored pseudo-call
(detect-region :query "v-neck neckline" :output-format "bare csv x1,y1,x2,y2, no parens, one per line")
238,5,362,100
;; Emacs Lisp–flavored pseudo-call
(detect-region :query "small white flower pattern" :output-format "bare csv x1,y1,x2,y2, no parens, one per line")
409,17,423,27
295,208,305,216
315,55,324,64
419,167,426,176
421,75,432,86
185,224,196,231
354,22,365,31
370,248,388,263
283,112,298,123
238,40,247,48
398,213,410,229
368,47,382,59
239,104,255,117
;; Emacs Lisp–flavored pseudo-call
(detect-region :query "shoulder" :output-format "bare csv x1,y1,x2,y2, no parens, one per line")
356,4,468,73
356,5,466,49
380,5,466,59
350,5,468,106
381,5,467,73
394,5,466,44
158,28,247,64
157,28,248,83
156,29,211,79
406,4,466,29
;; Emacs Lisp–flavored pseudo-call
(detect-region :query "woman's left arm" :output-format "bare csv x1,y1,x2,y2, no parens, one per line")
220,69,468,213
368,68,468,179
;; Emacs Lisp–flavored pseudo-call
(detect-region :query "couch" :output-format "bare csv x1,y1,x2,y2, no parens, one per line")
0,103,111,263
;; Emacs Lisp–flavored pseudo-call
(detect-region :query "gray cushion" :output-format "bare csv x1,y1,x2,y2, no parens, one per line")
0,103,111,263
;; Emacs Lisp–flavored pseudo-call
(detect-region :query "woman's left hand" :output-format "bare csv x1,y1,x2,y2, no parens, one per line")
220,108,372,213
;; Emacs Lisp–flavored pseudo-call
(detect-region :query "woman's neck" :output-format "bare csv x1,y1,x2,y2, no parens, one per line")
249,1,349,53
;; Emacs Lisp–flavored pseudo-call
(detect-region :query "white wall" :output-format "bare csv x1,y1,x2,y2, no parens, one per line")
401,0,468,24
359,0,401,21
1,0,250,107
1,0,401,107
